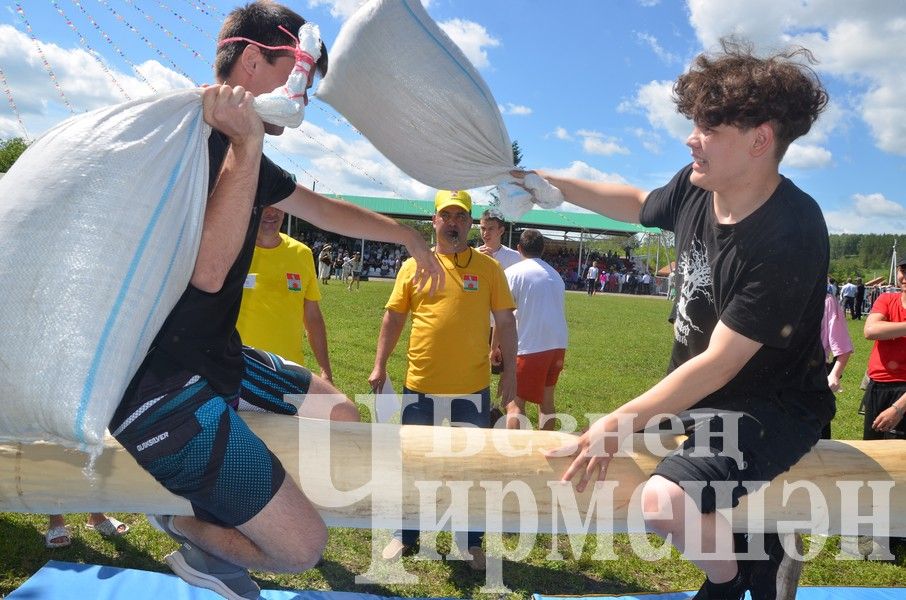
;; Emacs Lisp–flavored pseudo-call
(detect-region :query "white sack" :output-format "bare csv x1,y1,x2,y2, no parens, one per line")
0,23,319,453
316,0,514,190
0,89,210,453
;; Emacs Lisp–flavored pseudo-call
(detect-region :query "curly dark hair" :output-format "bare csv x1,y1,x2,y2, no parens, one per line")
215,1,328,82
673,38,828,160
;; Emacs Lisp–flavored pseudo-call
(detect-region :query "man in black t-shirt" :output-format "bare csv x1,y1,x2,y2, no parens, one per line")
516,39,832,600
108,3,443,598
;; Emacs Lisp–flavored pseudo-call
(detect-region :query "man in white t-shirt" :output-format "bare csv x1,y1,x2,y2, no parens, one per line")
504,229,568,430
480,208,522,377
585,262,600,296
477,208,523,269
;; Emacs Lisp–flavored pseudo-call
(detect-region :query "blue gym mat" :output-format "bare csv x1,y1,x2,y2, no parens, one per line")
533,589,906,599
8,561,906,599
8,561,421,600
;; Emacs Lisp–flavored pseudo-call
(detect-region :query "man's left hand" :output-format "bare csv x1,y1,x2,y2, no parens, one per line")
497,367,516,405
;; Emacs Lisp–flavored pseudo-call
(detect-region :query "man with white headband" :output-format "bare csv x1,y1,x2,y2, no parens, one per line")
108,3,443,598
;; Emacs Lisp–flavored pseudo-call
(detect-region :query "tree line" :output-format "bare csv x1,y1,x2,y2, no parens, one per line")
830,234,905,284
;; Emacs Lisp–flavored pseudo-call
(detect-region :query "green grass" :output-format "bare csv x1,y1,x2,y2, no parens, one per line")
1,283,902,597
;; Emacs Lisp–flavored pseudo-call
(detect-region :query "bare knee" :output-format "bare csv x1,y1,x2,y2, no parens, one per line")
241,478,330,572
300,376,359,422
641,476,686,535
331,399,360,422
284,520,327,572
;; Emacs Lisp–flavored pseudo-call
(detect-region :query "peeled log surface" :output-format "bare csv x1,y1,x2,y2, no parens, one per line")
1,415,904,536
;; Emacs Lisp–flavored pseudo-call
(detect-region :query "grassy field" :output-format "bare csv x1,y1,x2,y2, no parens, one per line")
1,281,903,597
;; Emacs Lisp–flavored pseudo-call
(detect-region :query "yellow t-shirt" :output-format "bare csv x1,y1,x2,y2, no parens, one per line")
237,233,320,365
387,248,515,394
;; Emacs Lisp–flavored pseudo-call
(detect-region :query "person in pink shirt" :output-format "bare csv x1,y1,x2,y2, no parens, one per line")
820,292,853,438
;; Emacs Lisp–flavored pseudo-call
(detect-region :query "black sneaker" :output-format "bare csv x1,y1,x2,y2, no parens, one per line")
165,542,260,600
746,532,792,600
690,533,749,600
690,570,747,599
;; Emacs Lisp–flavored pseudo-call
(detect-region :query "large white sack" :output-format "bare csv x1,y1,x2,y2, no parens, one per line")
0,24,321,454
0,90,210,453
316,0,514,191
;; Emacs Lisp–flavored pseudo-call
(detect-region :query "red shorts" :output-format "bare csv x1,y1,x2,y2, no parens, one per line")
515,348,566,404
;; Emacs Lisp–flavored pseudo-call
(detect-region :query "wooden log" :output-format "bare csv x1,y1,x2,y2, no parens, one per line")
1,415,904,537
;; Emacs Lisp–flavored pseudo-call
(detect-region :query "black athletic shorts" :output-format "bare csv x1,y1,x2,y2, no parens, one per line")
653,398,824,514
862,380,906,440
109,346,312,527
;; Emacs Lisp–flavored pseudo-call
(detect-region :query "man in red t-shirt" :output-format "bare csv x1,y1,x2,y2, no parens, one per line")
862,256,906,440
857,256,906,559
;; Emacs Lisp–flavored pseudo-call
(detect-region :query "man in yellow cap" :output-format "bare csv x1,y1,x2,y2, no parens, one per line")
369,189,517,570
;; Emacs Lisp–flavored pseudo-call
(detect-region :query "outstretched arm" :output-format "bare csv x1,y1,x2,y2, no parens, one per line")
276,188,443,295
549,321,762,492
512,169,648,224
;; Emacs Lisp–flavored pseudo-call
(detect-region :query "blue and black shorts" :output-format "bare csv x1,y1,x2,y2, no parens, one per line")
110,347,312,527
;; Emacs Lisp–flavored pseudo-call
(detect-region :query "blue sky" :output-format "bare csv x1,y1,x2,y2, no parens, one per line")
1,0,904,234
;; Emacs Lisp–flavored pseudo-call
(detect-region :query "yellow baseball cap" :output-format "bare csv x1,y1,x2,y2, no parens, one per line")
434,190,472,213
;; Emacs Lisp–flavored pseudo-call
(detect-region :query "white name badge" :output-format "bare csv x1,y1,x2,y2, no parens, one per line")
244,273,257,289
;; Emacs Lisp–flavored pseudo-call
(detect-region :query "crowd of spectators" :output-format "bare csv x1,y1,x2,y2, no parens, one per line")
294,227,665,293
828,276,901,318
546,248,661,294
299,229,407,279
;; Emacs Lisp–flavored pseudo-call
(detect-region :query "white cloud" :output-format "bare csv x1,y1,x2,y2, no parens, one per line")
438,19,500,70
824,192,906,234
0,24,190,127
132,60,195,93
499,103,532,116
548,126,573,141
801,100,845,145
0,116,27,140
307,0,432,20
861,73,906,156
546,127,630,157
782,143,832,169
686,0,906,156
576,129,630,156
306,0,367,20
635,32,679,64
550,161,629,185
631,127,664,154
269,119,433,199
634,80,690,141
543,161,630,213
852,192,906,219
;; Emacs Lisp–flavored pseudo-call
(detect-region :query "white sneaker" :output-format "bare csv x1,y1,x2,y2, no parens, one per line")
381,537,409,561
